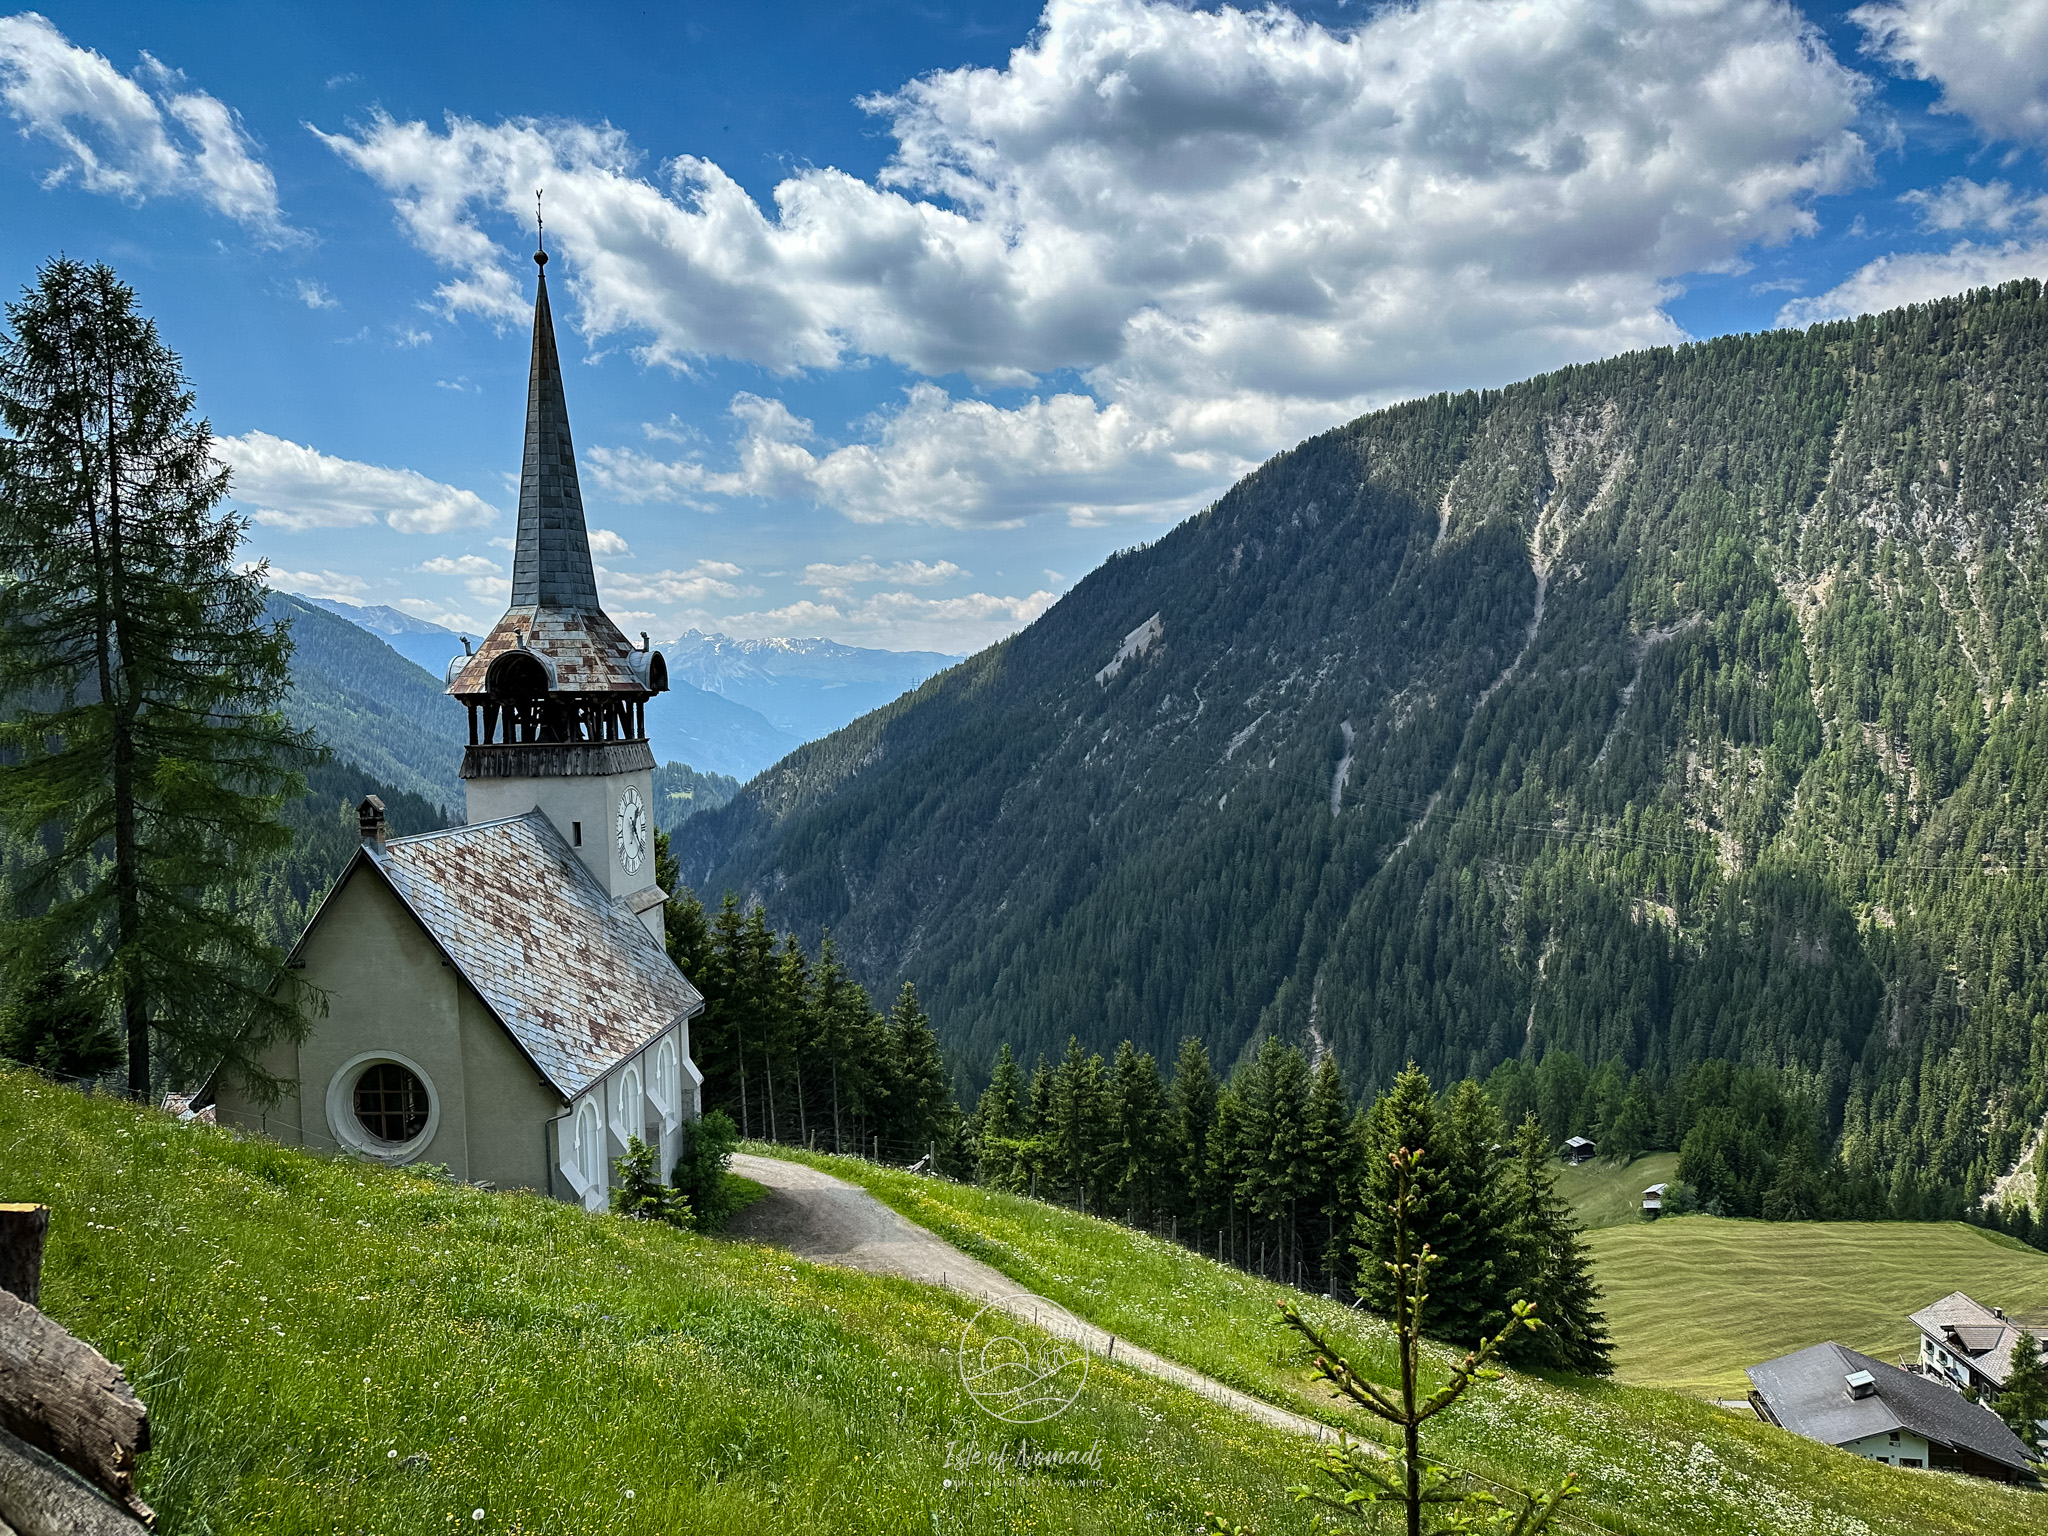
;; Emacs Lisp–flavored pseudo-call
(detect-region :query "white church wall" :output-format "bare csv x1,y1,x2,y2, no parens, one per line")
219,869,473,1174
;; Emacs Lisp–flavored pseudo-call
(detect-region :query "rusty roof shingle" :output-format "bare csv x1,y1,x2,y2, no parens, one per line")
369,811,700,1098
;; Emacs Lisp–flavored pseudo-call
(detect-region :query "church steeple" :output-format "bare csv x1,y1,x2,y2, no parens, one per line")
440,222,670,926
510,257,601,611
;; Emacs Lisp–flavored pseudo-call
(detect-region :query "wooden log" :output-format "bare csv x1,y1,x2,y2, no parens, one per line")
0,1424,143,1536
0,1288,148,1514
0,1211,46,1309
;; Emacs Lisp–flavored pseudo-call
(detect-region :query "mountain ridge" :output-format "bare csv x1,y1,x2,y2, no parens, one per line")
677,279,2048,1211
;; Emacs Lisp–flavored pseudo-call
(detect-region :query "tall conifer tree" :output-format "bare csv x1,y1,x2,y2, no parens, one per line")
0,258,313,1101
1503,1112,1613,1374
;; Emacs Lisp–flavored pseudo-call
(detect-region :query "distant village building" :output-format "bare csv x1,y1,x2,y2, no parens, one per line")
212,240,703,1208
1562,1136,1596,1165
1746,1342,2032,1482
1910,1291,2048,1401
1640,1182,1667,1218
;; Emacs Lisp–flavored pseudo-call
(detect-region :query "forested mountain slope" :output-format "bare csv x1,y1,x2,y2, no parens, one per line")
678,281,2048,1209
266,592,466,811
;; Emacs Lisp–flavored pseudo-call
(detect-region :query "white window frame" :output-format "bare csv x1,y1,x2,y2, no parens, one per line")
325,1051,440,1165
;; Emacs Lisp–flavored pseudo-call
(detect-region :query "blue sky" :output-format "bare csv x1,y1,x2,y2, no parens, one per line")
2,1,2044,653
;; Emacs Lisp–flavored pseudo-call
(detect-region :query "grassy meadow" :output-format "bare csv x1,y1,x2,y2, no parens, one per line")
1555,1153,1680,1230
1585,1215,2048,1397
762,1145,2048,1536
0,1072,1344,1536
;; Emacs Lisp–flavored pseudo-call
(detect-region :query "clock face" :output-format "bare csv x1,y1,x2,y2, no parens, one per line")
616,786,647,873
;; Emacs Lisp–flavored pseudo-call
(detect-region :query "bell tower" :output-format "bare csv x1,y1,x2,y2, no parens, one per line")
443,231,669,939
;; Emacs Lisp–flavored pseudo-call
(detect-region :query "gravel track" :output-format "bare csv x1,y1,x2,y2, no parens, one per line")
725,1152,1332,1441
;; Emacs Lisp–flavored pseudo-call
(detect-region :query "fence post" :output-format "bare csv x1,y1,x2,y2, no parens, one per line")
0,1207,48,1308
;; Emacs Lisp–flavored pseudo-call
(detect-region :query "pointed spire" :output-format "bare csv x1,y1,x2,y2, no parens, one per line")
509,236,600,611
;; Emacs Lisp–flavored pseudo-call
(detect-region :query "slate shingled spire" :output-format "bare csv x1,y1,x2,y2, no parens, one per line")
510,252,600,611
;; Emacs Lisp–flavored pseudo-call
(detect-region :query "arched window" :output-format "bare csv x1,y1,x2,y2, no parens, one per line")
486,649,550,700
651,1035,679,1126
575,1098,604,1194
617,1064,644,1148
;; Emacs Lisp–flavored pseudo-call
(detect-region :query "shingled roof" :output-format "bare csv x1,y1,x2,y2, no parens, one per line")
1910,1291,2046,1389
330,811,700,1098
1747,1342,2031,1475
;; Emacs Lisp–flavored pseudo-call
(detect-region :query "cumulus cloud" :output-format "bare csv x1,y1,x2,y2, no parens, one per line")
1853,0,2048,148
0,11,289,236
218,430,501,534
1777,240,2048,324
325,0,1872,525
265,567,367,600
1902,176,2048,231
595,559,750,606
586,527,632,557
801,557,963,589
296,279,338,309
418,553,502,576
711,587,1057,652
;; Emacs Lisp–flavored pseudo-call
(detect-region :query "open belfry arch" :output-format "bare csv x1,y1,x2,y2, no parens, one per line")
211,233,704,1208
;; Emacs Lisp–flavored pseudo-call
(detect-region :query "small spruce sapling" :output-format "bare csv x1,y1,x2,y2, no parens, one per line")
1211,1149,1579,1536
610,1136,691,1228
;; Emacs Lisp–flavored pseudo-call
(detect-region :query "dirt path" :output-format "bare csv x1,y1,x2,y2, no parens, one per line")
726,1152,1333,1441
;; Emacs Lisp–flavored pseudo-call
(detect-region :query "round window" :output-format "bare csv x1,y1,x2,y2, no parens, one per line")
353,1062,429,1144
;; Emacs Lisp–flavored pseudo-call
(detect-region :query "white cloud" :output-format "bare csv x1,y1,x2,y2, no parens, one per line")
708,587,1056,652
1853,0,2048,148
325,0,1871,526
266,566,367,600
219,430,501,534
296,279,338,309
587,527,632,557
392,595,477,630
596,560,750,606
1777,239,2048,325
418,553,501,576
1901,176,2048,232
0,12,289,236
801,557,963,588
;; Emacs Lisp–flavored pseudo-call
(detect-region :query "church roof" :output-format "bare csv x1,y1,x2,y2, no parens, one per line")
350,811,700,1098
445,256,656,700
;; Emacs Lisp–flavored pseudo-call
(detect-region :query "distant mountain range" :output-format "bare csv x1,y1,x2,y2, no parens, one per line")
291,597,956,783
663,630,959,740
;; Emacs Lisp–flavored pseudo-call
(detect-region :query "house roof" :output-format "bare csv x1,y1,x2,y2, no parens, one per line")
337,811,700,1099
1746,1342,2031,1473
1909,1291,2047,1388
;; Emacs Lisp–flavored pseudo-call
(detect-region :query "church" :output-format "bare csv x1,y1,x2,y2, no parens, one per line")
212,238,705,1210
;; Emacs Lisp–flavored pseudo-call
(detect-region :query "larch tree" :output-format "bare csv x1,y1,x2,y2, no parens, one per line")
0,258,313,1102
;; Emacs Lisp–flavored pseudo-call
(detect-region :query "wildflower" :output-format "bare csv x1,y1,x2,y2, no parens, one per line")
388,1450,398,1460
624,1491,635,1500
473,1510,485,1521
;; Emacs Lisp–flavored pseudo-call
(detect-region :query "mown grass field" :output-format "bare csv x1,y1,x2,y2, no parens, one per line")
1555,1152,1679,1229
1585,1215,2048,1397
762,1145,2048,1536
0,1073,1341,1535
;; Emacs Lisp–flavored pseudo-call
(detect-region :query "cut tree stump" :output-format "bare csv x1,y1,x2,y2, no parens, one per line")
0,1288,149,1520
0,1211,46,1309
0,1424,143,1535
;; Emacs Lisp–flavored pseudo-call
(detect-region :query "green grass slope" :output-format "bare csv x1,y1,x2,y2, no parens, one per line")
1585,1215,2048,1398
1556,1153,1680,1230
1,1073,1350,1535
760,1147,2048,1536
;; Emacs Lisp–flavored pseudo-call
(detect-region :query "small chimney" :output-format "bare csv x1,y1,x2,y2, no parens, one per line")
358,795,388,851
